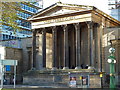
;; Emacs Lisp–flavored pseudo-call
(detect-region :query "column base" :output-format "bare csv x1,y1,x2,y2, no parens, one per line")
41,67,47,70
51,67,57,70
30,67,36,71
63,67,69,70
75,66,81,69
98,68,102,72
88,66,95,69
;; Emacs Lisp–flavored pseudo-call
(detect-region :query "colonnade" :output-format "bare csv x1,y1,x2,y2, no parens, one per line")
31,21,100,70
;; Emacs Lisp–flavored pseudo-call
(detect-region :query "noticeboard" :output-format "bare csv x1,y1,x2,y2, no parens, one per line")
69,77,77,87
82,76,89,85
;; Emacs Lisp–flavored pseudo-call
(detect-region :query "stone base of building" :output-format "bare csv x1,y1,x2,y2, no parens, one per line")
23,69,102,88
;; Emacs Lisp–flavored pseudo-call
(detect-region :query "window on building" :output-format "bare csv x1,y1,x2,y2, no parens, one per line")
3,34,5,40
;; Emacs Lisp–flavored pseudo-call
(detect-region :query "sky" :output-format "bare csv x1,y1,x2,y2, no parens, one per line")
42,0,109,14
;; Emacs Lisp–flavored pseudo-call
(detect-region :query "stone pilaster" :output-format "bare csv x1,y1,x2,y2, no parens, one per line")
74,23,81,69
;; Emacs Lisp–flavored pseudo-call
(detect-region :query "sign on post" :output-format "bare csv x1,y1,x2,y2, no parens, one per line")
0,59,18,88
6,65,11,71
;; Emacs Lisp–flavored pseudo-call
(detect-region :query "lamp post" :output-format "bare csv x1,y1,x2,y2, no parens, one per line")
107,47,116,88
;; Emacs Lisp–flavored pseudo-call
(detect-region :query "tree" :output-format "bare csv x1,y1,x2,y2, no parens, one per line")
0,2,21,33
0,1,40,36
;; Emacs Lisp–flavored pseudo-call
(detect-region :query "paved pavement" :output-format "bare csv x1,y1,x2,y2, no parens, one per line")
1,85,68,89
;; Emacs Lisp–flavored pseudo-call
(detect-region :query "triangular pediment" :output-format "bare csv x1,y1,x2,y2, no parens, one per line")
28,2,94,20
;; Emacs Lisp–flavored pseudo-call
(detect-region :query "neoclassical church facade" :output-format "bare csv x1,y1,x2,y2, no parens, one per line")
24,2,120,87
28,2,120,70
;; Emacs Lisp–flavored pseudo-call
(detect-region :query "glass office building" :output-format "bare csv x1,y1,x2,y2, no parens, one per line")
110,8,120,21
108,0,120,21
1,1,43,40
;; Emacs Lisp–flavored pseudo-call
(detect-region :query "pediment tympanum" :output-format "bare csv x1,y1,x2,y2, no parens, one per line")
28,2,93,20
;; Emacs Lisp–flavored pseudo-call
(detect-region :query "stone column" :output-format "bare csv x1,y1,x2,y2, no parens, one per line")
63,25,69,69
52,26,57,70
87,21,94,67
96,23,101,71
32,29,37,69
74,23,81,69
42,29,46,69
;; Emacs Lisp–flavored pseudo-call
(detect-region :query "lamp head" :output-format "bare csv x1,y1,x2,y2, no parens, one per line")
107,59,112,63
109,47,115,54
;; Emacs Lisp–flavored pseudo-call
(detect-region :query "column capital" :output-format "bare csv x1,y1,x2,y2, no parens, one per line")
51,26,56,29
32,29,37,33
51,26,57,32
62,24,68,32
41,29,46,34
96,23,100,27
73,23,81,31
86,21,94,29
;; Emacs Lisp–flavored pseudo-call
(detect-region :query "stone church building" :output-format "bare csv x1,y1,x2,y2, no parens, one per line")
24,2,120,87
1,2,120,88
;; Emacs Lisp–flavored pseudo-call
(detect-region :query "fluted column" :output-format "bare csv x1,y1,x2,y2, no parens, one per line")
42,29,46,69
52,26,57,70
63,25,69,69
74,23,81,69
32,29,37,69
87,21,94,67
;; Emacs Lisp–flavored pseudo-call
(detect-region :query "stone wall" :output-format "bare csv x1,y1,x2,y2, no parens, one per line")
23,70,101,88
0,46,23,83
89,74,101,88
5,47,22,72
38,33,53,69
102,28,120,73
5,47,23,83
102,27,120,87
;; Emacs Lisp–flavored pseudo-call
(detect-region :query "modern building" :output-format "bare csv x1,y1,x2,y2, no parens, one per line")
1,1,43,40
108,0,120,21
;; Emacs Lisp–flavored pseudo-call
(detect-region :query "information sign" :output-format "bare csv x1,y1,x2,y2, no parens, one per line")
6,65,11,71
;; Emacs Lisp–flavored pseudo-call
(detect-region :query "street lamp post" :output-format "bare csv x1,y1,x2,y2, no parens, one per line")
107,47,116,88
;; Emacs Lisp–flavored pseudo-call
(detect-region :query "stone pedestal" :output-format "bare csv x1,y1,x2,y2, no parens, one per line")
23,69,101,88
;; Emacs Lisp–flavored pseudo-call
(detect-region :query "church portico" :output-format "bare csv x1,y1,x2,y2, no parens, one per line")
32,21,99,70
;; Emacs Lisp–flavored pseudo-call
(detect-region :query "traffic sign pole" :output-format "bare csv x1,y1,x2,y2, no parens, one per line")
14,60,16,88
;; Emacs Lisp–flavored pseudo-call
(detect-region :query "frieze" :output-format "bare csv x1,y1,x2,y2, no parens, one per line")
33,14,91,26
